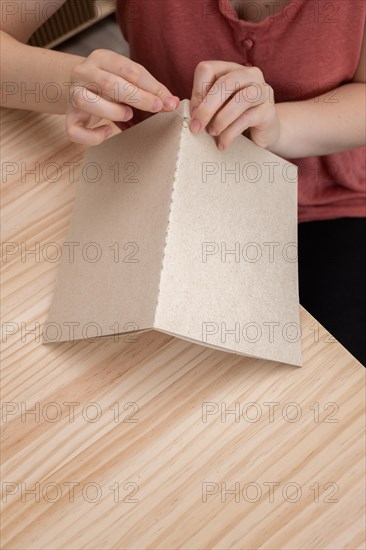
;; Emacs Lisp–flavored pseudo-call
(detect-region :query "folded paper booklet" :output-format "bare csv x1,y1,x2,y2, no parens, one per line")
45,99,302,366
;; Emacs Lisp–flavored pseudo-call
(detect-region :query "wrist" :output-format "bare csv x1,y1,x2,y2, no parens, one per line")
266,103,290,158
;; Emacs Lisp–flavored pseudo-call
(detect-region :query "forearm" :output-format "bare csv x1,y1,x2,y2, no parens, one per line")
272,83,366,158
0,30,84,114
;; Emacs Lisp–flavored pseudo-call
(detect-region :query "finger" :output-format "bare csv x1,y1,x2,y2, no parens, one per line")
165,96,181,112
190,60,241,115
66,109,113,146
88,49,178,110
66,121,113,146
191,67,265,132
74,66,168,113
218,103,269,150
70,86,134,121
90,70,178,113
208,84,267,136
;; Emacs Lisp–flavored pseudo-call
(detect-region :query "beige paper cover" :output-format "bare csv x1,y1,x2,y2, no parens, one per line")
45,99,302,366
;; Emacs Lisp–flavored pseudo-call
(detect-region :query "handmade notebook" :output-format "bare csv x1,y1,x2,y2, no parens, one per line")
45,99,302,366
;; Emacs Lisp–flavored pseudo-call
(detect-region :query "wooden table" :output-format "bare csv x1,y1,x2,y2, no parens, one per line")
1,107,365,550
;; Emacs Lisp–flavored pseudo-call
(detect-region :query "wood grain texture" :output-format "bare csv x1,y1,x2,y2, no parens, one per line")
1,107,365,550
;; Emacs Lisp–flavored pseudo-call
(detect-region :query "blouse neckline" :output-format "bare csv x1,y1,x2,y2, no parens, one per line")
219,0,304,30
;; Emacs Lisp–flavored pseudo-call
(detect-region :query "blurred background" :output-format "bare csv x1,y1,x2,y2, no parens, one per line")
28,0,129,57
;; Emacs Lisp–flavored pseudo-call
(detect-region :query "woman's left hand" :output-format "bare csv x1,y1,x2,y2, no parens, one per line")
189,60,280,151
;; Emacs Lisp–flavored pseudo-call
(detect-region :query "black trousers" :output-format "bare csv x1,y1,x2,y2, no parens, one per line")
298,217,366,366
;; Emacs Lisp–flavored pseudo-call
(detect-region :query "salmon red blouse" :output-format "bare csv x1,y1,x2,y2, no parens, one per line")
115,0,366,222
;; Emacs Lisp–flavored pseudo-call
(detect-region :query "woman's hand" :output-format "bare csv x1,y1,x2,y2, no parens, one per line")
66,49,179,145
189,60,280,151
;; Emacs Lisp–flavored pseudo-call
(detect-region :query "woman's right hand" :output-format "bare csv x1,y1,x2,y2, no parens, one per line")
66,49,179,145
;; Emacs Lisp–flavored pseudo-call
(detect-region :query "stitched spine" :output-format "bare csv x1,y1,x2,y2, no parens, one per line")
152,111,189,327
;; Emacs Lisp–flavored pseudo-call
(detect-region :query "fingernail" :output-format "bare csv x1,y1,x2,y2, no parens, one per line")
218,142,225,151
190,119,201,133
163,97,177,110
123,109,133,121
209,126,218,136
152,98,163,111
105,127,113,137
